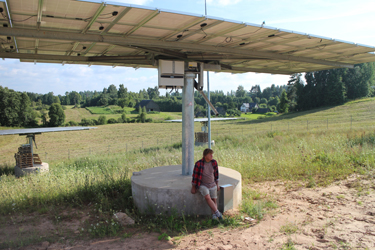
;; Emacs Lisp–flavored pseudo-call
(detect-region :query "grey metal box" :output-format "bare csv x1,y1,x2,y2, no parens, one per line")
218,184,233,213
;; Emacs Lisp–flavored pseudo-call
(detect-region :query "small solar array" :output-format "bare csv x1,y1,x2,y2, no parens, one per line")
0,126,96,136
0,0,374,74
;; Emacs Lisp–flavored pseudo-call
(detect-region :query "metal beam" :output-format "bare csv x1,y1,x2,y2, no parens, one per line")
0,52,148,62
0,27,356,69
103,7,132,34
67,3,106,56
4,0,18,52
123,9,160,37
82,3,106,34
37,0,44,30
220,63,292,74
99,44,116,56
34,39,39,54
132,46,187,59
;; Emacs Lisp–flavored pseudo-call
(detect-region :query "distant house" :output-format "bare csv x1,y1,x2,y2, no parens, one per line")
256,108,270,114
135,100,160,112
240,103,258,113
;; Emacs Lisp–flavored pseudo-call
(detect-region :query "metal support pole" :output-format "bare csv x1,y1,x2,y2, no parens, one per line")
28,136,34,168
207,71,211,149
182,72,195,176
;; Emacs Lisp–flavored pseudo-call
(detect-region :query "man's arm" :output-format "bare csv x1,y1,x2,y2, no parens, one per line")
213,160,219,191
191,161,201,194
191,185,196,194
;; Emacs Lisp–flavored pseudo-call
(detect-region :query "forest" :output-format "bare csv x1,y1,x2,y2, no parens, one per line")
0,62,374,127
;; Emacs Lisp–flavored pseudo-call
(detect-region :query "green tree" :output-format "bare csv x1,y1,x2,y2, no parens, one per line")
121,113,127,123
260,98,267,104
118,98,128,109
97,115,107,125
48,103,65,127
235,85,246,97
53,96,60,104
147,86,160,99
278,89,289,113
118,84,128,99
69,91,81,105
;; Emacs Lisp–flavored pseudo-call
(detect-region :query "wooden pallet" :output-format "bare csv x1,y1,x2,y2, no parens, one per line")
14,150,42,168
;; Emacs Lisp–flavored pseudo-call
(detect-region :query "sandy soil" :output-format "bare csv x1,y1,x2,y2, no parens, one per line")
2,175,374,250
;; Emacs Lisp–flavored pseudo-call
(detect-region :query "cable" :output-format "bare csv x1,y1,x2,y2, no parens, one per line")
1,12,37,22
201,28,208,39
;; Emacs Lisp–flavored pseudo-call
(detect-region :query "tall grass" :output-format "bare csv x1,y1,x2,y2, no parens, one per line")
1,127,374,216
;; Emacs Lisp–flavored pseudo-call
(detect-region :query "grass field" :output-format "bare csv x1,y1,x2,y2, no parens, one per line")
64,106,183,123
1,98,375,247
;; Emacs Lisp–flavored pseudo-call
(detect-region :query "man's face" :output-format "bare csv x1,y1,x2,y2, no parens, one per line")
204,153,213,162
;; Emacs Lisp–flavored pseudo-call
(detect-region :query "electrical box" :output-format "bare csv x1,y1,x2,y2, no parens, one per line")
218,184,233,213
158,60,184,89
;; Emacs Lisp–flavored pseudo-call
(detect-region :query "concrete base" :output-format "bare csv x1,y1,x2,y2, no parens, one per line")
131,165,241,215
15,163,49,177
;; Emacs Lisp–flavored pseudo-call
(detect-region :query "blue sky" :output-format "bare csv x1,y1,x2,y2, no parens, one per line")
1,0,374,95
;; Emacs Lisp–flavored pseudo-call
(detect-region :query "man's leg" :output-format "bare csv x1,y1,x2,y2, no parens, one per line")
212,198,217,211
204,194,218,213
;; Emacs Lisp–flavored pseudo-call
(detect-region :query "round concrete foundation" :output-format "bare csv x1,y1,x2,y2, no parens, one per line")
131,165,241,215
14,163,49,177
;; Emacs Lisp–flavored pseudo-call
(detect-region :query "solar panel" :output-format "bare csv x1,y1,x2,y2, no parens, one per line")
0,0,374,74
0,126,96,136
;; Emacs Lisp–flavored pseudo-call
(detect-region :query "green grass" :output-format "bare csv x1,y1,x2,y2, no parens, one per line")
86,106,116,114
1,98,375,246
241,112,276,119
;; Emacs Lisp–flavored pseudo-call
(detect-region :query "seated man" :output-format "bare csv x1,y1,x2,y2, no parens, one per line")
191,148,223,220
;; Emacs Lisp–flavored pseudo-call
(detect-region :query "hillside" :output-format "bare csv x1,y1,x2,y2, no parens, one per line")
1,97,375,165
1,98,375,249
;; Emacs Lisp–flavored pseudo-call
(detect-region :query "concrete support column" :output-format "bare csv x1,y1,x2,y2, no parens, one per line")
182,72,195,176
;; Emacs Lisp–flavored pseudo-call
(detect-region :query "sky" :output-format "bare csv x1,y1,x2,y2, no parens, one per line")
1,0,375,95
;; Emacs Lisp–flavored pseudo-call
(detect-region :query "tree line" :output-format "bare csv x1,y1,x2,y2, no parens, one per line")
1,62,374,127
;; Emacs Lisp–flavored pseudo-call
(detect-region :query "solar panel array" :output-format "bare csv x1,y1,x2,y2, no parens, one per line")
0,126,96,136
0,0,375,74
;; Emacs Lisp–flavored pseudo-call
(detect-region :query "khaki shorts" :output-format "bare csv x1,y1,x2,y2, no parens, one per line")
199,185,217,199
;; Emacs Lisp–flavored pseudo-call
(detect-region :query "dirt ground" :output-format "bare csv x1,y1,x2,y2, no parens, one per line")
1,175,374,250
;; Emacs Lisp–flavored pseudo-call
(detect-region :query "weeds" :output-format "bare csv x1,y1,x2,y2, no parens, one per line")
280,238,296,250
280,222,299,235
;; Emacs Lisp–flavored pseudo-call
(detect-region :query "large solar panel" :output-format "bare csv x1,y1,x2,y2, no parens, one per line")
0,0,375,74
0,126,96,136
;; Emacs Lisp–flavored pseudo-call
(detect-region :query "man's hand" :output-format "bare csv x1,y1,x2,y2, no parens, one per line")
217,184,220,192
191,185,196,194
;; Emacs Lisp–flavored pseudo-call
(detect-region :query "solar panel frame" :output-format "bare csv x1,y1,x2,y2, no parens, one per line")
0,0,374,74
0,127,97,136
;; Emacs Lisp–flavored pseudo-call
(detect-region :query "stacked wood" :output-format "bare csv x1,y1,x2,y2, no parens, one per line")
195,132,208,143
14,145,42,168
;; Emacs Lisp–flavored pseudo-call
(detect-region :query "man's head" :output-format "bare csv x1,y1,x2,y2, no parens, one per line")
203,148,214,162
